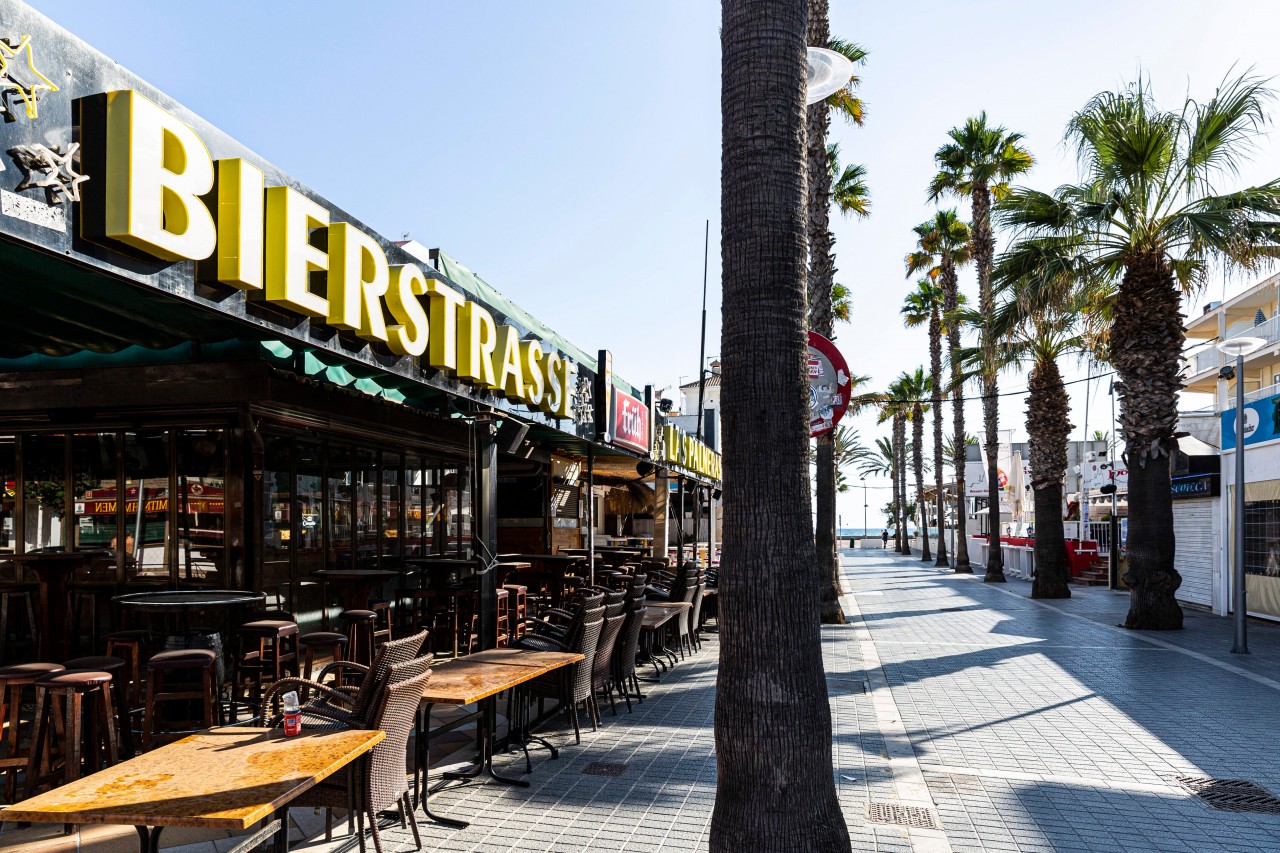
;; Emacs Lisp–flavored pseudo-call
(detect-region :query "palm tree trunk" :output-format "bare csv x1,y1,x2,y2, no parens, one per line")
930,306,948,568
943,261,971,573
805,0,844,626
898,418,910,554
1113,252,1183,630
712,0,851,847
1028,356,1071,598
973,182,1004,583
913,403,931,561
890,417,902,553
815,435,845,624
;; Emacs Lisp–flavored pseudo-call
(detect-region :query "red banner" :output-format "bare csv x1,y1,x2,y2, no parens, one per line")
613,389,651,454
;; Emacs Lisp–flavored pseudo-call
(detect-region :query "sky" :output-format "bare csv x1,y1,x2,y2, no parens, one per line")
30,0,1280,530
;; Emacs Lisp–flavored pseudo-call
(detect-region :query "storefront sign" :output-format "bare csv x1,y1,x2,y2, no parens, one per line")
806,331,851,438
1171,474,1218,499
613,388,651,455
657,423,721,480
74,89,575,418
1222,394,1280,451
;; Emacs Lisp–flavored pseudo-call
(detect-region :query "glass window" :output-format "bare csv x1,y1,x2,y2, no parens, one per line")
380,452,401,562
354,449,377,567
123,431,171,582
0,436,15,559
326,444,353,571
177,429,227,587
71,433,120,581
292,440,325,629
23,433,66,553
261,435,292,598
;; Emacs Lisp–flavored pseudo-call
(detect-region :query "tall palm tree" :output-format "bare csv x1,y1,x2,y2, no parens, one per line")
902,279,969,568
906,210,973,571
714,0,849,847
929,113,1035,583
878,377,914,553
996,72,1280,630
986,282,1087,598
805,20,868,628
897,368,933,561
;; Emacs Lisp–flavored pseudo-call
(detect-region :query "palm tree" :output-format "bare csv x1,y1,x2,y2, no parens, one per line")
987,283,1087,598
995,73,1280,630
897,368,933,561
878,378,914,553
805,24,868,629
929,113,1035,583
902,279,969,568
906,210,973,571
713,1,849,847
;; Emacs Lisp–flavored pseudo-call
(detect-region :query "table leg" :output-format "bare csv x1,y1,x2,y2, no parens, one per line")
479,696,528,787
272,804,289,853
135,826,163,853
415,703,469,829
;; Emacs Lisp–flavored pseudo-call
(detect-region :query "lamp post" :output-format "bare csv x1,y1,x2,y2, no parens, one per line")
861,476,868,547
1219,335,1266,654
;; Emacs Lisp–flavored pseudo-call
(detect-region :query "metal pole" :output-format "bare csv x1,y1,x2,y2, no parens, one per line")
1109,380,1119,589
475,418,498,651
676,475,685,566
696,219,710,441
1233,352,1249,654
587,445,596,586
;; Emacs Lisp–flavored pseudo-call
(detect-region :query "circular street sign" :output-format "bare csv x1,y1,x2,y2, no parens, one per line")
808,331,851,438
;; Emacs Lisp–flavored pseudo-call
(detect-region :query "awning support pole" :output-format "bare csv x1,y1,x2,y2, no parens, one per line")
587,446,595,586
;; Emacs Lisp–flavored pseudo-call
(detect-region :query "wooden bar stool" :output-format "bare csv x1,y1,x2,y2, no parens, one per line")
104,629,150,708
370,600,394,647
503,584,528,642
0,662,64,801
24,670,118,796
298,631,348,681
230,618,299,719
64,655,133,759
340,609,377,667
0,584,39,662
495,588,511,648
142,649,218,751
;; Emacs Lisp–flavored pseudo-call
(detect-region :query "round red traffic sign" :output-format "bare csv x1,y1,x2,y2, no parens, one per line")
807,331,851,438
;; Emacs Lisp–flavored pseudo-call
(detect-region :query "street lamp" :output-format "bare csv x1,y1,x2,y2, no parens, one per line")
805,48,855,105
1219,335,1266,654
860,476,868,546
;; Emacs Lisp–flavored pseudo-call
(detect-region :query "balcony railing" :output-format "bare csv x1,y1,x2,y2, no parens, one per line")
1191,347,1220,376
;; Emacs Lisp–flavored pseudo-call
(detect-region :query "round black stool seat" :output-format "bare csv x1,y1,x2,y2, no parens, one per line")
63,656,127,675
341,610,376,623
0,663,64,682
300,631,347,646
240,619,299,638
35,670,113,689
148,648,217,671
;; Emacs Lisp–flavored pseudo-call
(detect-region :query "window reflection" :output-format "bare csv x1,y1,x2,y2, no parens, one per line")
261,435,292,598
327,444,352,571
23,434,66,553
0,436,15,558
380,452,401,562
71,432,119,581
123,431,170,582
177,429,226,587
354,449,377,567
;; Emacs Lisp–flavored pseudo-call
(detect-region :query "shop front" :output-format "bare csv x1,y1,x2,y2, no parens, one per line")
0,1,663,650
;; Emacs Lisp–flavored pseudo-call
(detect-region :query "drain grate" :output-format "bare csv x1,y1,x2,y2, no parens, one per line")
581,762,628,777
1177,776,1280,813
938,607,965,613
866,802,940,829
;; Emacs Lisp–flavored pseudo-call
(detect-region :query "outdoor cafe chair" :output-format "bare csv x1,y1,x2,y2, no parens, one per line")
589,610,627,723
293,666,433,853
260,629,427,729
611,603,647,711
527,609,604,745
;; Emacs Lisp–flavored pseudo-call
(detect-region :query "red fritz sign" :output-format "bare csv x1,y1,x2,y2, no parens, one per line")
613,389,651,454
807,330,851,438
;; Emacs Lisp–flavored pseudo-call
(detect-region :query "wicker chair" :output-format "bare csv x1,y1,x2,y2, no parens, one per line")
527,610,604,745
260,630,427,728
611,603,647,711
686,571,706,654
588,611,627,723
518,590,604,651
294,666,433,853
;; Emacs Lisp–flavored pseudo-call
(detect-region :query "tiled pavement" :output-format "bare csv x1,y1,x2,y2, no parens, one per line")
8,549,1280,852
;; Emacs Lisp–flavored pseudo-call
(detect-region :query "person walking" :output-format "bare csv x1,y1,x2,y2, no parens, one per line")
881,529,890,549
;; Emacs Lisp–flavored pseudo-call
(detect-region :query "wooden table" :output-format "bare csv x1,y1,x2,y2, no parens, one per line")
11,552,99,661
0,726,384,853
311,569,399,612
640,602,691,677
413,650,581,828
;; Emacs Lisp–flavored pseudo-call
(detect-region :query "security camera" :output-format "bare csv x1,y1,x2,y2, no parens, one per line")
1220,365,1236,380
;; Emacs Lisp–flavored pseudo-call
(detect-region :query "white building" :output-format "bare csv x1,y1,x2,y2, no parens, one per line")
1182,272,1280,620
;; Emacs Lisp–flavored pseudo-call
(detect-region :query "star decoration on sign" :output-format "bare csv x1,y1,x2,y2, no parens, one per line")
573,376,594,425
8,142,88,204
0,35,59,122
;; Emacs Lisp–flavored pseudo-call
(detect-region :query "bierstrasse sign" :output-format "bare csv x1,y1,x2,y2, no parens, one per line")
613,388,651,455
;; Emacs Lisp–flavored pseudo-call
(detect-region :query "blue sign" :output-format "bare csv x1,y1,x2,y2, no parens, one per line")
1221,394,1280,450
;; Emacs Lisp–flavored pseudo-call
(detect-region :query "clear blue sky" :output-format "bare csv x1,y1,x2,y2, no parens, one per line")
31,0,1280,529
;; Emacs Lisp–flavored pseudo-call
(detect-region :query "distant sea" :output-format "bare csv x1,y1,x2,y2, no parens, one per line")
838,527,934,537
